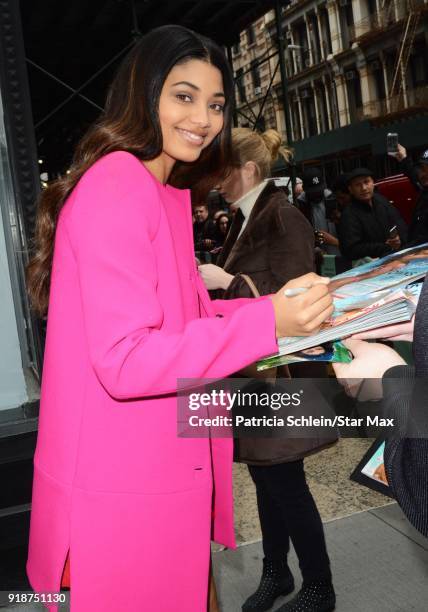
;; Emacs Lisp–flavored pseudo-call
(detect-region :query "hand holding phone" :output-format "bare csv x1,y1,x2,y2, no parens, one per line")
389,225,398,239
386,226,401,250
386,132,398,154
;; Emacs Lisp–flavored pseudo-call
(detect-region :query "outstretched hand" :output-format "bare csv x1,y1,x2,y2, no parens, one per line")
350,317,414,342
333,338,406,401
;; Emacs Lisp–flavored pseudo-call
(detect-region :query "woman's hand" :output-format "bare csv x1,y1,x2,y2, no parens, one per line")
198,264,234,290
333,339,406,400
350,317,414,342
271,273,333,339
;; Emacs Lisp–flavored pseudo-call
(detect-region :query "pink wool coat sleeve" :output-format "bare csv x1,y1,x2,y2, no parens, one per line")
66,154,278,399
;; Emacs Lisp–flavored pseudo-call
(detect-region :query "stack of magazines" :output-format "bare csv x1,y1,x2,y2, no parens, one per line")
257,243,428,370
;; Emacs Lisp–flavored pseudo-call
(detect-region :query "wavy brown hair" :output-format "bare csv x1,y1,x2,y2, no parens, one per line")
26,25,234,317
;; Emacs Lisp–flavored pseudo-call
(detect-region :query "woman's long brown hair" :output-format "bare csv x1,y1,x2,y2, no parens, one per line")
26,25,234,317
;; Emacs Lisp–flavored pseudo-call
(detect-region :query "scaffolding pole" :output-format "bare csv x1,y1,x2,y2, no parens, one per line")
274,0,295,196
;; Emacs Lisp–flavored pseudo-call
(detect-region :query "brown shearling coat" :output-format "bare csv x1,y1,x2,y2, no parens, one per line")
216,182,336,465
217,181,315,296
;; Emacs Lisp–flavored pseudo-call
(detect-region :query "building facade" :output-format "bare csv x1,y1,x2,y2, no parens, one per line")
231,0,428,178
230,15,281,133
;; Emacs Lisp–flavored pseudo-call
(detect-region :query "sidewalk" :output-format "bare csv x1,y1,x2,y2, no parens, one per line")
2,440,427,611
213,503,428,612
3,504,427,611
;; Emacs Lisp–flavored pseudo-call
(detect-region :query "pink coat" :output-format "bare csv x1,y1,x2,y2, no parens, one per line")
26,151,278,611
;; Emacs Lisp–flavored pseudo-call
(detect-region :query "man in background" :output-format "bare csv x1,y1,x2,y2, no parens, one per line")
338,168,407,261
296,167,340,256
193,203,217,261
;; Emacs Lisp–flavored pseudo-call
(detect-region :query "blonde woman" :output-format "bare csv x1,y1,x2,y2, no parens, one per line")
199,128,335,612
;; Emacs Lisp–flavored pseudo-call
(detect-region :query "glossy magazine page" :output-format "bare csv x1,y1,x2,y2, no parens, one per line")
257,244,428,370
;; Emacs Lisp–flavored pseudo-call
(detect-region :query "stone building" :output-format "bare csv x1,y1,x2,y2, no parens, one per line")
231,0,428,177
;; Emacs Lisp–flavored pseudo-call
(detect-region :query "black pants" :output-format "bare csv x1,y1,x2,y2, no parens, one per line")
248,459,332,583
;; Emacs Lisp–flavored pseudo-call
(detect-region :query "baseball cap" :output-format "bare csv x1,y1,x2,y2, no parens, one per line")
417,149,428,166
302,167,325,194
346,167,375,184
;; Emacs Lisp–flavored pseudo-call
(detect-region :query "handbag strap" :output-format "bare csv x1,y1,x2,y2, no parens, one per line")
239,273,260,298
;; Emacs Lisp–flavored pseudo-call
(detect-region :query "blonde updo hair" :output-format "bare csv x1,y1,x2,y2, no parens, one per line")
231,128,292,181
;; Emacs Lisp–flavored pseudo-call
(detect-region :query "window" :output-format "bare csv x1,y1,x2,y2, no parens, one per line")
370,58,386,100
345,66,363,121
303,94,318,137
410,53,428,87
0,91,41,414
236,68,246,103
368,0,377,15
345,2,354,25
317,85,330,133
292,97,302,140
321,8,333,55
250,60,261,89
247,25,255,45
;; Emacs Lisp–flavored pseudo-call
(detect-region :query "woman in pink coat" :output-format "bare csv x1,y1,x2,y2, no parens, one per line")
25,25,334,611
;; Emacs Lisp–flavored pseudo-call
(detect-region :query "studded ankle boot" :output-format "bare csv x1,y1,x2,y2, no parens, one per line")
273,578,336,612
242,558,295,612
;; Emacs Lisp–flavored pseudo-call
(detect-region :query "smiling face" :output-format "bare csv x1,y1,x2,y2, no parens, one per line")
154,59,225,181
348,175,375,203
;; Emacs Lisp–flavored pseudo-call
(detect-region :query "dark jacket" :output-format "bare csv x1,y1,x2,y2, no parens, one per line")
399,157,428,247
296,189,341,256
193,218,217,252
383,276,428,538
338,192,408,261
217,181,315,296
217,181,337,465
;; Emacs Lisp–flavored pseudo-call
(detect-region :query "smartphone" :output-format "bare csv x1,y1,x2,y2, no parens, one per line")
387,133,398,154
389,225,398,238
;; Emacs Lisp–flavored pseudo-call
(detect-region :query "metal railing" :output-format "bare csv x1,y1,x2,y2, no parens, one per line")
355,85,428,120
349,0,427,41
348,11,396,40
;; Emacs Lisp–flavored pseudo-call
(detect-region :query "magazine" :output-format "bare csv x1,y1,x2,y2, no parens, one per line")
268,284,421,358
360,441,387,483
329,242,428,297
350,438,392,498
257,341,352,371
257,243,428,371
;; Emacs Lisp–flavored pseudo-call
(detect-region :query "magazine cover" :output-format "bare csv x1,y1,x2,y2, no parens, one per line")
257,283,422,369
350,439,392,498
329,242,428,297
257,244,428,370
257,340,352,371
331,242,428,282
